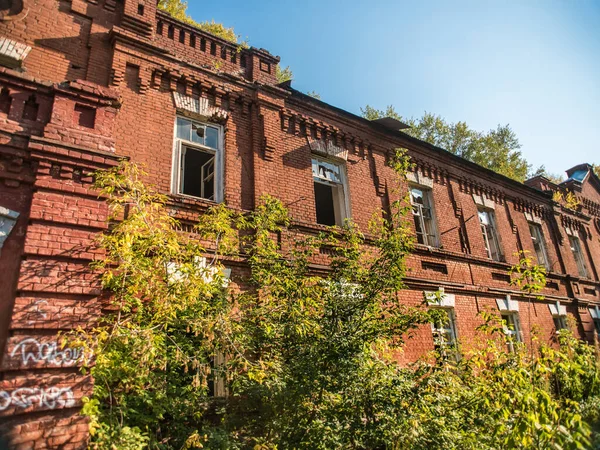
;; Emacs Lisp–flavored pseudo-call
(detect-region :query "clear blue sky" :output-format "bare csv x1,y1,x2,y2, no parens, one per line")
188,0,600,177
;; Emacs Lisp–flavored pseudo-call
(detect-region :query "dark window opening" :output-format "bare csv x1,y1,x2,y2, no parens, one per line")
0,87,11,115
210,42,216,55
231,50,236,64
125,64,140,92
168,25,175,39
179,30,185,43
160,72,170,91
207,353,226,397
314,182,336,226
181,147,215,201
156,21,163,35
240,54,247,68
221,46,227,59
553,316,567,331
74,104,96,128
190,34,196,48
260,60,271,73
137,3,144,15
200,38,206,52
22,95,39,121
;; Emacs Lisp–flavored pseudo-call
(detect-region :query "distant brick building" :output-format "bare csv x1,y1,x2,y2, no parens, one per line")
0,1,598,448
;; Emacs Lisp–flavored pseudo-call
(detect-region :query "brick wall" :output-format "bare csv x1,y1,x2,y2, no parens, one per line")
0,0,598,447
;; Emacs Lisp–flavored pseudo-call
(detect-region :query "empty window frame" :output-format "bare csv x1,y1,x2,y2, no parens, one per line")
172,116,222,202
528,222,550,270
410,186,438,247
478,208,502,261
553,315,568,332
501,312,522,352
590,308,600,337
569,235,589,278
312,157,349,226
431,308,458,351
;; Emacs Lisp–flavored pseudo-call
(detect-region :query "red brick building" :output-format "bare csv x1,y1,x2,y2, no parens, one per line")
0,1,598,448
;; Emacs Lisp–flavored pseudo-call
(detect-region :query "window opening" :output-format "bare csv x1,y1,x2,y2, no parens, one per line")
312,157,348,226
478,208,502,261
529,222,550,269
410,186,438,246
569,235,589,278
501,312,521,352
173,116,221,202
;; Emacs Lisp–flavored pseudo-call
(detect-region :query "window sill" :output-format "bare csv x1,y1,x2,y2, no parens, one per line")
168,193,221,209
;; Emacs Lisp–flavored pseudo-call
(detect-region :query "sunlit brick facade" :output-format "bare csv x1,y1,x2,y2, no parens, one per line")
0,1,598,447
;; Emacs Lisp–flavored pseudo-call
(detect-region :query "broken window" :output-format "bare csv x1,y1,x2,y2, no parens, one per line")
410,186,438,247
312,157,349,226
568,235,588,278
173,116,222,202
478,208,502,261
528,222,550,270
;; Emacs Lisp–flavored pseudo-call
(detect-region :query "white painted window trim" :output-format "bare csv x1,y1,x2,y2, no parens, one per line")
549,301,568,332
528,221,550,270
590,306,600,337
478,207,503,261
409,184,440,247
501,311,522,352
171,116,224,203
311,155,351,226
473,193,495,210
496,295,519,312
0,206,19,250
568,234,589,278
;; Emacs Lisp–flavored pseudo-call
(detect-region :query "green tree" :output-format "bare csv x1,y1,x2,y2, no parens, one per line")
81,163,240,449
158,0,241,44
276,65,293,83
362,105,534,182
84,161,599,449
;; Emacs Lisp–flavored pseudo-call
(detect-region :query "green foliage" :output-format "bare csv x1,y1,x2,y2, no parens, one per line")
361,105,534,182
158,0,244,45
276,65,293,83
306,90,321,100
81,162,239,449
85,160,600,449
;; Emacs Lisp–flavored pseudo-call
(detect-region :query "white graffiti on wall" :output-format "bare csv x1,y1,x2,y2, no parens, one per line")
0,387,75,411
10,338,87,366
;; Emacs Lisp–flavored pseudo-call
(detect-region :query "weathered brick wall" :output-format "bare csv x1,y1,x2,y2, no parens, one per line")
0,0,598,447
0,67,120,448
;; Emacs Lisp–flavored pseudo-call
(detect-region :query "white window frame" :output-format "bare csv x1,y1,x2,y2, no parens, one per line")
568,234,589,278
478,207,502,261
501,312,522,352
528,222,550,270
171,116,224,203
549,302,568,333
409,185,439,247
431,307,458,349
590,306,600,337
311,156,350,226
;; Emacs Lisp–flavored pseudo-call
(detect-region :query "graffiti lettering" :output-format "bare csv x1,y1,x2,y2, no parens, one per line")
0,387,75,411
10,338,86,366
27,299,48,323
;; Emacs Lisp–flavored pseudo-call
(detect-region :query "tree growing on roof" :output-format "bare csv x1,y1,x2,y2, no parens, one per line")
158,0,242,45
361,105,535,183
